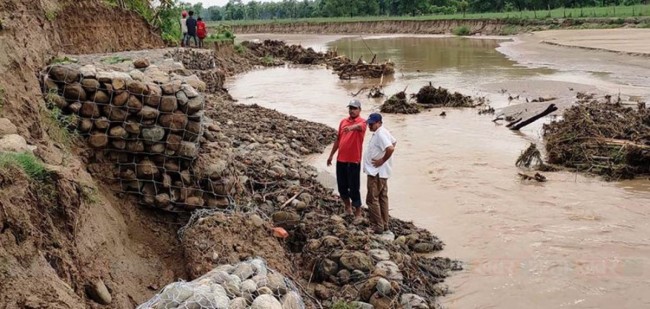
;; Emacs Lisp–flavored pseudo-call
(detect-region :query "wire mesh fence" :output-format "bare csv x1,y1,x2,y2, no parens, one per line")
39,63,234,212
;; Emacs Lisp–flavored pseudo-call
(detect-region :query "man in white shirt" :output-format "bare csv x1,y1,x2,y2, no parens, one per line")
363,113,396,233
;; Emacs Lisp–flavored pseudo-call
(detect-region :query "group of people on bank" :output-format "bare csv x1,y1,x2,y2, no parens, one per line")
328,100,396,234
180,10,207,48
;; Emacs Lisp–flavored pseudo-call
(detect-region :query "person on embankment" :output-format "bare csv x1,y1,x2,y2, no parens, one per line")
327,99,367,219
363,113,396,233
180,10,188,47
197,17,207,48
185,11,198,47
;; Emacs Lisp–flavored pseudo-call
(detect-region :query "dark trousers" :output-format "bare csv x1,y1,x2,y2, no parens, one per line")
336,161,361,207
185,34,198,47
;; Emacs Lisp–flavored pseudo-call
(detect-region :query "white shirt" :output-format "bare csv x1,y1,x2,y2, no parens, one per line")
363,126,396,179
181,18,188,33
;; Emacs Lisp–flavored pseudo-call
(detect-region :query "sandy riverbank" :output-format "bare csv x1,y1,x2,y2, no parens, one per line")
532,28,650,56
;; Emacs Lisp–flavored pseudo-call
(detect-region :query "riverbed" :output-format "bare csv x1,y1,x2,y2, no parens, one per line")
231,32,650,308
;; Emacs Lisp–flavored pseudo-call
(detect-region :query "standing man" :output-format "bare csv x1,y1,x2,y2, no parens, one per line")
180,11,188,47
363,113,396,233
327,99,367,218
185,11,198,47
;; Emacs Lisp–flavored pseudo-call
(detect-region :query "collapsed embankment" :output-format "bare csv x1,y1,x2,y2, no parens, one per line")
0,1,176,308
230,17,650,35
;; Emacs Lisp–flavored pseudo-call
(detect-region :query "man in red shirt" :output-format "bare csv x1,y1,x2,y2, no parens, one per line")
327,99,367,218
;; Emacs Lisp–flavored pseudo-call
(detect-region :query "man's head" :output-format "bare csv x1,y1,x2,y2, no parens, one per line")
197,17,202,21
347,99,361,118
182,11,187,18
366,113,383,132
189,11,194,17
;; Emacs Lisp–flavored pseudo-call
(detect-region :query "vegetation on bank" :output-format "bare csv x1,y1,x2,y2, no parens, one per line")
200,1,650,23
208,5,650,27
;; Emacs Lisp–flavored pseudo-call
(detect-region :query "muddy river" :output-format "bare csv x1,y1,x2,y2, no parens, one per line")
229,34,650,308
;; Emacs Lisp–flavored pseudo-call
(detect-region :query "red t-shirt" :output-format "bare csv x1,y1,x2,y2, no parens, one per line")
337,116,367,163
197,21,207,39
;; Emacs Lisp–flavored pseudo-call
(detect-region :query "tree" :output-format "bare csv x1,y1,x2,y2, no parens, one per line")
458,0,469,16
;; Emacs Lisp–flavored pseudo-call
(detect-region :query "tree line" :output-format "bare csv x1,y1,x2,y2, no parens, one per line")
179,0,649,21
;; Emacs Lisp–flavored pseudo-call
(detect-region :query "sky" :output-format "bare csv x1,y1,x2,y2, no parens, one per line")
184,0,276,7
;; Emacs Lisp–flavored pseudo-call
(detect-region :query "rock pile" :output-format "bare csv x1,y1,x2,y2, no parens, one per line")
181,96,459,308
138,258,305,309
166,49,227,93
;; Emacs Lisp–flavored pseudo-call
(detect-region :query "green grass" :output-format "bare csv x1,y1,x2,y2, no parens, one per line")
41,105,79,148
101,55,132,64
45,9,58,21
331,301,358,309
261,55,275,65
234,43,246,54
208,4,650,26
453,25,470,35
0,152,47,180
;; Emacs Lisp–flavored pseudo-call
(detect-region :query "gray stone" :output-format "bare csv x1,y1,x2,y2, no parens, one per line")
0,134,36,153
205,159,228,179
249,259,268,276
0,118,18,136
137,106,159,119
266,272,287,295
228,297,249,309
223,279,242,298
201,270,231,284
176,90,189,105
377,231,395,242
183,94,204,115
376,278,392,296
162,80,182,95
178,141,198,158
337,269,351,284
63,83,86,101
374,261,403,281
144,66,169,84
257,286,273,295
400,294,429,309
183,75,206,92
249,214,264,227
79,65,97,78
129,69,145,81
233,263,254,280
141,126,166,143
241,280,257,294
87,279,111,305
251,294,282,309
340,251,374,272
182,83,199,98
281,291,303,309
369,249,391,262
270,163,286,177
351,301,375,309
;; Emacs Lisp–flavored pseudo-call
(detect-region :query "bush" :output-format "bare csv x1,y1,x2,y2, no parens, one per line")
453,25,471,36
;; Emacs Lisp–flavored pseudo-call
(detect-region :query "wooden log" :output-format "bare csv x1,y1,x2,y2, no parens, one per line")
510,104,558,131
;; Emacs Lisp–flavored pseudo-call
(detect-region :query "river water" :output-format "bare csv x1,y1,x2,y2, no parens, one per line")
229,34,650,308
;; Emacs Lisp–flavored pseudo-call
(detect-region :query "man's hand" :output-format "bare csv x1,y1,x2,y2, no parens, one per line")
327,156,333,166
371,158,384,167
343,124,360,132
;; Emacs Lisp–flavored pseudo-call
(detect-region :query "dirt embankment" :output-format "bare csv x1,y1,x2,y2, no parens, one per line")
0,1,175,308
230,17,650,35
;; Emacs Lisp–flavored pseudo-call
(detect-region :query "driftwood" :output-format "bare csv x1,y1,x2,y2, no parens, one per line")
509,104,558,130
518,172,547,182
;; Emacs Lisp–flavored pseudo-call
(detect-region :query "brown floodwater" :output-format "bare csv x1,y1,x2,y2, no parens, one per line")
230,34,650,308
